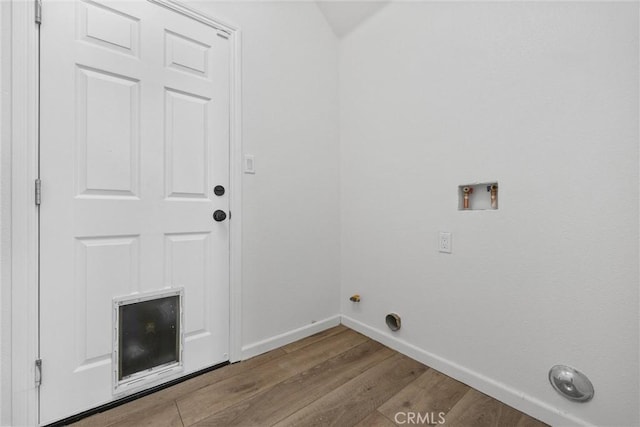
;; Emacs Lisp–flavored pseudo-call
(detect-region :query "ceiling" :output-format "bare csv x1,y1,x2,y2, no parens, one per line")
315,1,390,38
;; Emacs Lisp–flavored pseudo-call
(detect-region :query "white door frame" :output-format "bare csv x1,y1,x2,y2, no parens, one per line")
2,1,243,425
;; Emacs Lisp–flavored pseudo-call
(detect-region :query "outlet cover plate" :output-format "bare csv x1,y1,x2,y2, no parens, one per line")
439,232,452,253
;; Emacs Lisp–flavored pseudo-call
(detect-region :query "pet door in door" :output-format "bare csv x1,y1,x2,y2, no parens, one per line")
113,289,184,394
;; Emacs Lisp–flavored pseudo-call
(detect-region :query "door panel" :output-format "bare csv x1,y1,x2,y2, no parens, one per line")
39,1,230,423
78,0,140,56
76,66,140,197
165,88,210,198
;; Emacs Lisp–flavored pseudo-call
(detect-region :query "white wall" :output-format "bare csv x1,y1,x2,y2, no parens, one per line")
0,1,9,424
340,2,639,426
193,1,341,352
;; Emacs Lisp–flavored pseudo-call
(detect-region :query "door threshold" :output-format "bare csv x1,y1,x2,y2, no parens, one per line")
43,361,230,427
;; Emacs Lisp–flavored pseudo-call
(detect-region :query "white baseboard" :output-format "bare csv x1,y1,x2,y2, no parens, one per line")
241,315,341,360
340,315,593,427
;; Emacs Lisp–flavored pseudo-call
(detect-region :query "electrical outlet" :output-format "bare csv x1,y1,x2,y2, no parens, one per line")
439,232,452,253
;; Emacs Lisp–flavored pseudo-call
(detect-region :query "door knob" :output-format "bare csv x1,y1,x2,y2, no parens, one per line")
213,210,227,222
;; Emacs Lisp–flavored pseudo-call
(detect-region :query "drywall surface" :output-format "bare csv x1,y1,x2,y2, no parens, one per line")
0,1,9,423
193,2,341,350
315,0,390,38
339,2,639,426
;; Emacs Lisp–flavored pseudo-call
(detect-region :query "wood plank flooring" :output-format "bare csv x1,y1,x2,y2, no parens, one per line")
71,326,548,427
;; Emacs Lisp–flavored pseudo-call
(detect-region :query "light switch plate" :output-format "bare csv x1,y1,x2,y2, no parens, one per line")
244,155,255,174
439,232,452,253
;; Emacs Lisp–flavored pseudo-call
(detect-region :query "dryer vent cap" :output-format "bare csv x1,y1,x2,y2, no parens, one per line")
385,313,401,331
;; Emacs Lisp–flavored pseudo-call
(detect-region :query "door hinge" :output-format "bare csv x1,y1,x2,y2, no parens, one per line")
35,359,42,387
35,0,42,25
35,179,42,205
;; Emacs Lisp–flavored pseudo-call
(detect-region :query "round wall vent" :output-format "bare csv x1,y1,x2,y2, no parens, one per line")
548,365,594,402
385,313,401,331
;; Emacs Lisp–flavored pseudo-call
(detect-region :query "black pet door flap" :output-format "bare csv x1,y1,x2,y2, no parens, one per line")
114,289,183,393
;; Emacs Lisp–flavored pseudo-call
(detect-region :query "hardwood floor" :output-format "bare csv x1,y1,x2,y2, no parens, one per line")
71,326,548,427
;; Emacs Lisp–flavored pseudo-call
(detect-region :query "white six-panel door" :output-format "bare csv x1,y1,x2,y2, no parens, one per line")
39,1,230,423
